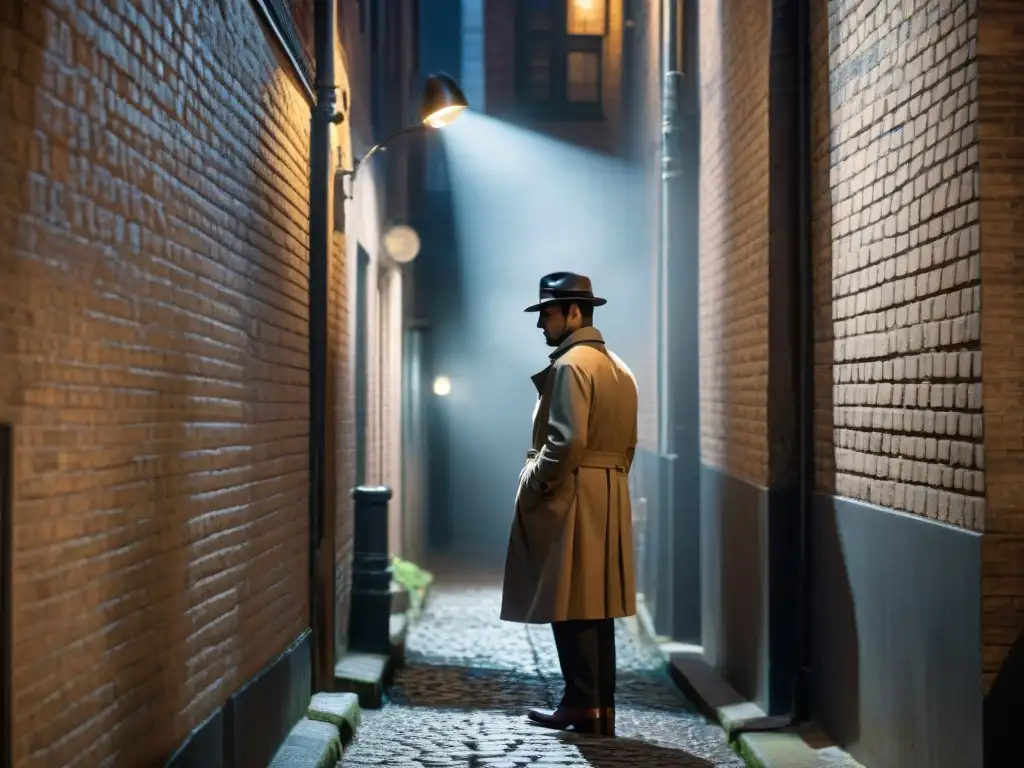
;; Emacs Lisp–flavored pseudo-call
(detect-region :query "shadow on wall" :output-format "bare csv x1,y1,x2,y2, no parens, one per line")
425,112,652,559
984,628,1024,765
2,1,311,764
696,0,771,707
806,0,859,749
697,0,859,724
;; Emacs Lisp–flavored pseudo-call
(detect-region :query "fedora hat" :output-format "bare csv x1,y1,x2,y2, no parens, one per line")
524,271,607,312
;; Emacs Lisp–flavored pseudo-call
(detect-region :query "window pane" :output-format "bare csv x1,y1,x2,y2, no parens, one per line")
567,0,606,35
567,51,600,102
527,41,553,101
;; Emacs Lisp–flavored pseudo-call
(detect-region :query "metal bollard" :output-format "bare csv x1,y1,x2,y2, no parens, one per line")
348,485,393,655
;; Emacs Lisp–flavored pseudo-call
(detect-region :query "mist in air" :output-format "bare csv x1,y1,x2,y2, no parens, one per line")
427,111,654,557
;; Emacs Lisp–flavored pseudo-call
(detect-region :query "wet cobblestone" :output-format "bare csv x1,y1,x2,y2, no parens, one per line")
339,581,744,767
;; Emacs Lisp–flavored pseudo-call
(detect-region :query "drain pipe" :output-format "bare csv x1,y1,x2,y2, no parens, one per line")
659,0,681,460
309,0,344,693
730,0,814,736
793,0,814,723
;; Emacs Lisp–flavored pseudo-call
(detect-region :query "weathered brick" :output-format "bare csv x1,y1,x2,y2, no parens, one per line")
977,0,1024,692
812,0,983,531
0,0,320,763
697,0,771,484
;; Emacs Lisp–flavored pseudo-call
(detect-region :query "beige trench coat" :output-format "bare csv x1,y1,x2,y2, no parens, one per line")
500,327,638,624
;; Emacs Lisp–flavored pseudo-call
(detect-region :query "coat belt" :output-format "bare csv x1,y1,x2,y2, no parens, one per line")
526,449,627,472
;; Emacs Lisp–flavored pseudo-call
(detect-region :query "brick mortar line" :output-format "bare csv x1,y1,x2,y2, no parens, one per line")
828,252,978,286
831,75,978,144
831,260,981,293
834,430,984,443
831,349,982,364
834,471,985,493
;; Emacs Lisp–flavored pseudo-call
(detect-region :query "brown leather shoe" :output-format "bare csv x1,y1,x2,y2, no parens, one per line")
526,707,615,737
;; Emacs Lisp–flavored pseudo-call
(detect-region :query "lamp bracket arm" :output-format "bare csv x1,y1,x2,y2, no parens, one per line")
340,124,429,179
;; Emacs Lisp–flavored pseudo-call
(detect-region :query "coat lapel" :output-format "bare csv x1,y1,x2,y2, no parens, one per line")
530,366,551,396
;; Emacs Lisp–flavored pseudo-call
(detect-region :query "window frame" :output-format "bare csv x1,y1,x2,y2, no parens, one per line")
515,0,608,120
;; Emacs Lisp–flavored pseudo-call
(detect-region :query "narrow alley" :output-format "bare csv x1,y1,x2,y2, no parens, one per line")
339,573,744,768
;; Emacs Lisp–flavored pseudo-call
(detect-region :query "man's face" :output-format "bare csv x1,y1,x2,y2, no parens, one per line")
537,303,581,347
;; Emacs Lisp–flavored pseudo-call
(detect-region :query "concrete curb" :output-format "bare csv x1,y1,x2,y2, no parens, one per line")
668,653,864,768
627,614,864,768
269,692,361,768
334,652,391,708
308,691,361,741
335,591,413,707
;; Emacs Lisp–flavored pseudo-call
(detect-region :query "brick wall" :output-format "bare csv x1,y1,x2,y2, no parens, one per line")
977,0,1024,690
697,0,772,484
330,230,355,659
813,0,984,528
0,0,311,764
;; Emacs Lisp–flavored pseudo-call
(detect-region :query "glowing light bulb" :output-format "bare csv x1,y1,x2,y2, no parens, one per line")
433,376,452,397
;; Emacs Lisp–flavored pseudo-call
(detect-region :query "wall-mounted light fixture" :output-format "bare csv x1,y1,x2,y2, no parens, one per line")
337,73,468,200
432,376,452,397
382,224,422,264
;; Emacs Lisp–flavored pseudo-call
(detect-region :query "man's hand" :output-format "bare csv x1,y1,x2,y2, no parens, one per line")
518,461,548,503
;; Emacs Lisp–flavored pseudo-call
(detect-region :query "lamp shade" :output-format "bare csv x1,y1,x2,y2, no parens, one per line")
421,73,468,128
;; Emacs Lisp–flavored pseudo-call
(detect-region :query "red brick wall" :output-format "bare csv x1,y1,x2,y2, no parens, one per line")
977,0,1024,690
330,230,355,659
813,0,984,528
697,0,772,484
809,0,835,496
0,1,311,764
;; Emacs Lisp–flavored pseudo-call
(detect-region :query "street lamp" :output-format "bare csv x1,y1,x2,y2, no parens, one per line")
338,73,467,198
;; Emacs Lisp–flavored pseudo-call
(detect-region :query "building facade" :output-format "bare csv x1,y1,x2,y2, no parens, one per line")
0,0,415,764
628,1,1023,766
412,0,660,559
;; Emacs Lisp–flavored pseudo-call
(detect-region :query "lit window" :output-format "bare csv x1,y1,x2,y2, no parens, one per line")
567,0,607,36
516,0,606,114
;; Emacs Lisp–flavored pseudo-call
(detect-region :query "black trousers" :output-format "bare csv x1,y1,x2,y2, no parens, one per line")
551,618,616,709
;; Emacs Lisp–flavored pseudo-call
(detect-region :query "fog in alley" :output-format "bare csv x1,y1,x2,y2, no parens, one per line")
422,112,654,557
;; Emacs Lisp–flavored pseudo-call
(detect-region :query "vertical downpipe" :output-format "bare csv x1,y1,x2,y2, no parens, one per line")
655,0,683,636
794,0,814,722
660,0,680,460
309,0,337,693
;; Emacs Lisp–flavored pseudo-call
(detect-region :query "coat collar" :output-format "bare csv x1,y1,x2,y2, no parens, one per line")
530,327,605,394
550,326,605,361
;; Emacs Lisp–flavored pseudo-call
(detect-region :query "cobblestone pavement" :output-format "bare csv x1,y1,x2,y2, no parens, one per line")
339,579,745,767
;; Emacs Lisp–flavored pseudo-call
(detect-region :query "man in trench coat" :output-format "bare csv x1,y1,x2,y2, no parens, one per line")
500,271,638,738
